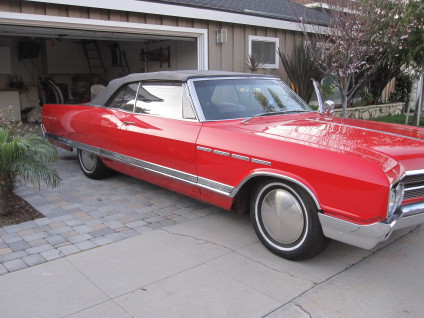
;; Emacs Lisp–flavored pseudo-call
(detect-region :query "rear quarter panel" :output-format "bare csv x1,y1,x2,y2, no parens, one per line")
42,104,127,154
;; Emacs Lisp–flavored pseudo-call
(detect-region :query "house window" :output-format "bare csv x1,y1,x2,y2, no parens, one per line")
248,36,279,69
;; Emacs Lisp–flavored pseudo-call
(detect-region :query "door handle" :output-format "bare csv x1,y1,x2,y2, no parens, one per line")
123,121,135,126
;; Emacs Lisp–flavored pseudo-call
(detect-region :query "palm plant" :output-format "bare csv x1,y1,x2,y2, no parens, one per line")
0,128,61,215
278,43,325,103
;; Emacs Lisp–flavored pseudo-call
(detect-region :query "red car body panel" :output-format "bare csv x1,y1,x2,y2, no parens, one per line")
120,114,201,176
43,103,424,224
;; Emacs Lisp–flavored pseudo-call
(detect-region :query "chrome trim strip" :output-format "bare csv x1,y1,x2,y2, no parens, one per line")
232,154,249,161
100,149,198,184
405,169,424,176
198,177,234,195
47,134,234,196
231,172,321,210
44,132,68,144
48,135,317,205
213,150,230,157
197,146,212,152
405,185,424,192
197,145,268,164
68,140,100,155
251,158,271,166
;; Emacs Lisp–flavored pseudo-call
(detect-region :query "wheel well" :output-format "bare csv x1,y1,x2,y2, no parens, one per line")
230,176,319,214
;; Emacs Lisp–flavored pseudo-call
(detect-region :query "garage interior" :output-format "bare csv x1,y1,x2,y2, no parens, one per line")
0,25,198,121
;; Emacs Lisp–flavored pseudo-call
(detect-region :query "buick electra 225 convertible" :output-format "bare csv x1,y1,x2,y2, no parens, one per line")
42,70,424,260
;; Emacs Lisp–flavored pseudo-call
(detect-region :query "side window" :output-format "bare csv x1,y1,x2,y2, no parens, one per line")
107,83,139,111
182,87,196,120
135,84,186,120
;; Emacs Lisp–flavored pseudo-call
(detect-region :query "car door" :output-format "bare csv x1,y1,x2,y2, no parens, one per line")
117,82,202,196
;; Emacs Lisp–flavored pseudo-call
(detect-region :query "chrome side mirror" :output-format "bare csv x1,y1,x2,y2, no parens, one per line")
312,79,335,116
312,79,324,112
323,100,335,115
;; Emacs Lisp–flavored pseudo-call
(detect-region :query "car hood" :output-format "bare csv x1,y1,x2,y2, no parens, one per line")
239,113,424,174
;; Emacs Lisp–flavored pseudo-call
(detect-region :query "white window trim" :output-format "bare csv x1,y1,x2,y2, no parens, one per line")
0,12,208,70
248,35,279,69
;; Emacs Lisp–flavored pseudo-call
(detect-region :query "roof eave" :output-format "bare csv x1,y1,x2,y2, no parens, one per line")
24,0,329,31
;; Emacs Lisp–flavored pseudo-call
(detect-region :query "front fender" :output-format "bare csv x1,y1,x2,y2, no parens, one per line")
231,168,322,210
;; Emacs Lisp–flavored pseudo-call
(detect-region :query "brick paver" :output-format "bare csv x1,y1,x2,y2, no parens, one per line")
0,146,219,275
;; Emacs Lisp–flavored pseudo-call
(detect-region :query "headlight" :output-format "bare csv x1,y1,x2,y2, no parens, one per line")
388,182,405,218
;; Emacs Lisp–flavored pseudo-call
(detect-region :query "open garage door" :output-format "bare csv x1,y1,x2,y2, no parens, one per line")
0,14,207,119
0,25,198,106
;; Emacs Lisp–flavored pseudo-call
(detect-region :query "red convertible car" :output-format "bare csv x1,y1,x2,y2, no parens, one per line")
42,70,424,260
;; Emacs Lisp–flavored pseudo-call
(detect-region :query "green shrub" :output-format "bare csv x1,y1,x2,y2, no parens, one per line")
0,106,61,215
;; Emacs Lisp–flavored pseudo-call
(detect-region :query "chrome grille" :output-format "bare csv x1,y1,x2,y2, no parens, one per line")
403,174,424,185
402,173,424,200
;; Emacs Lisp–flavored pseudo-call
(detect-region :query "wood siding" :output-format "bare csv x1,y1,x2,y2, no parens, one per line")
0,0,299,80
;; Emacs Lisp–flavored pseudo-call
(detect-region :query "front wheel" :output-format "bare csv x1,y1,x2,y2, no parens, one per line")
77,149,111,180
250,180,329,260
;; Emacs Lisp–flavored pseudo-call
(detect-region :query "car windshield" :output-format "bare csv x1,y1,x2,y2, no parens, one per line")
192,78,312,121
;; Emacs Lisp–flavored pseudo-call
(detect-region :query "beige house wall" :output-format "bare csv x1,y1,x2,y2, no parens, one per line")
0,0,300,81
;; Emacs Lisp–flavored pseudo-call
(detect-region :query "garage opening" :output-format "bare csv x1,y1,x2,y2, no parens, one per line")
0,25,199,121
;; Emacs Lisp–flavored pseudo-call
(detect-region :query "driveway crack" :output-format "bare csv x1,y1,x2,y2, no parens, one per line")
160,228,234,251
294,303,312,317
262,225,420,317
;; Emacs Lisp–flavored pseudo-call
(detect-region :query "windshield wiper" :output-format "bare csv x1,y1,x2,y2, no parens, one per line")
241,110,308,124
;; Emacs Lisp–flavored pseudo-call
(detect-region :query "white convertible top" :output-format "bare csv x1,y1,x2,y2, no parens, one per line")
89,70,275,106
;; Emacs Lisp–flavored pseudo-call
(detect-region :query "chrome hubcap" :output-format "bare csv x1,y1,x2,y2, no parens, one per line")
261,188,305,244
80,151,96,171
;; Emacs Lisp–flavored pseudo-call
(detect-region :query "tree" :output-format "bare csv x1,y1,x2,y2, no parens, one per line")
400,1,424,126
396,1,424,72
300,0,414,117
0,111,60,215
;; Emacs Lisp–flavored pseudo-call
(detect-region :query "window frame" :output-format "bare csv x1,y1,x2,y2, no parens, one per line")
106,81,198,121
105,82,140,113
248,35,280,69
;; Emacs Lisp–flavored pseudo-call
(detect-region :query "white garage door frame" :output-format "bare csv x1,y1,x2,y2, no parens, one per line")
0,12,208,70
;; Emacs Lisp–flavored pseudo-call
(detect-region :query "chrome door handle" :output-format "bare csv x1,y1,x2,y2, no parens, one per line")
123,121,136,126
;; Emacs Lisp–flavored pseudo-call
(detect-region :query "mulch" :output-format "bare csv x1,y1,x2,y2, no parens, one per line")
0,192,44,228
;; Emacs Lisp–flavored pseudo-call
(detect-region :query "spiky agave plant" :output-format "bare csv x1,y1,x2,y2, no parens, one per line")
278,43,325,103
0,128,61,215
246,55,265,74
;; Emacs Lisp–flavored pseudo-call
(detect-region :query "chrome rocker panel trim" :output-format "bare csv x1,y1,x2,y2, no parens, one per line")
319,201,424,249
45,133,319,204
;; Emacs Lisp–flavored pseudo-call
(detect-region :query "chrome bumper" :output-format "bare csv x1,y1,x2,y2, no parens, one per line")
319,201,424,249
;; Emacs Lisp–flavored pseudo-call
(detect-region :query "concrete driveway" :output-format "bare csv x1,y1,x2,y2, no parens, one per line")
0,147,423,317
1,211,422,318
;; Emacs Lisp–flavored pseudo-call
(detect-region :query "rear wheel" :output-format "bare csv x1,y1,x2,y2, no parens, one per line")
77,149,111,179
250,180,328,260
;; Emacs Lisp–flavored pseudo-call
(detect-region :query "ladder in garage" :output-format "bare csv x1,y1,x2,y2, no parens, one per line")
81,40,106,75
